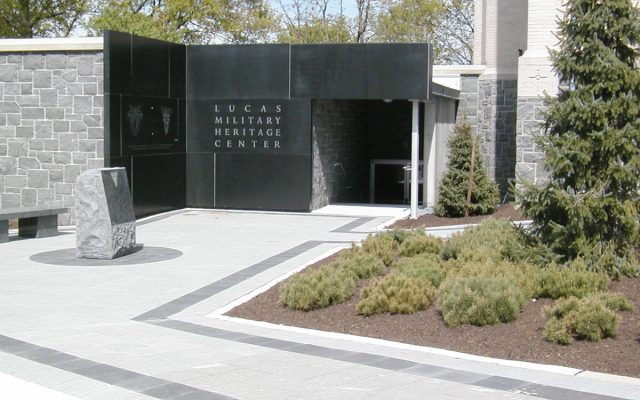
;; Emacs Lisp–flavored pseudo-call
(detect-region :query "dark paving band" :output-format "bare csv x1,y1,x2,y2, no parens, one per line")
0,334,236,400
148,319,625,400
133,240,352,321
330,217,377,233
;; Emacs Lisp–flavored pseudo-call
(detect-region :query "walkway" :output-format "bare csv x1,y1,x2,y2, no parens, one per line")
0,208,639,400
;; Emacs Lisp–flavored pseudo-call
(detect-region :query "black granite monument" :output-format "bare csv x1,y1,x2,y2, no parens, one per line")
104,31,432,217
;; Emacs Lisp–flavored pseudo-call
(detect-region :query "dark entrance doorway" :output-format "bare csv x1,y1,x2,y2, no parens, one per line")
311,100,424,208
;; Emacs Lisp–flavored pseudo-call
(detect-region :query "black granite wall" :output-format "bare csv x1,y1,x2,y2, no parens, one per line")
104,31,186,218
185,45,312,211
105,32,432,214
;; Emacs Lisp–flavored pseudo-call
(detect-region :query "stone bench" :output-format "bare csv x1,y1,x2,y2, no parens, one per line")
0,206,69,243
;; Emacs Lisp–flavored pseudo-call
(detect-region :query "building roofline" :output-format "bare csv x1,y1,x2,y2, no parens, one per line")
433,64,486,75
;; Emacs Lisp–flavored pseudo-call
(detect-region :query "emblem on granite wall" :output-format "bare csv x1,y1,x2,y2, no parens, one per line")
127,105,143,137
161,106,172,135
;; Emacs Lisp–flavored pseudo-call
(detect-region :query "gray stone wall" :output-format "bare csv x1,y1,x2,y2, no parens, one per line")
456,75,479,133
0,51,104,225
478,79,518,196
311,100,369,209
516,96,548,184
455,76,518,196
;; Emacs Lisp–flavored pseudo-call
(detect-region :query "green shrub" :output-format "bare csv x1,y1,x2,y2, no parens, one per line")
399,234,443,257
440,219,521,262
518,0,640,273
543,296,620,344
536,263,608,299
381,229,420,245
593,292,634,312
581,244,640,279
357,273,436,315
361,233,399,266
437,274,527,327
337,250,386,279
435,121,499,217
394,254,446,287
279,264,357,311
450,260,541,299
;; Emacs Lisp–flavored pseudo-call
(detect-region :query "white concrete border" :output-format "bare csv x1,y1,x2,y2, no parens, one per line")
0,37,103,52
0,372,82,400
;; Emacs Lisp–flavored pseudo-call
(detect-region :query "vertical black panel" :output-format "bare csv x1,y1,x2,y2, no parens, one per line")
176,98,186,153
291,43,431,99
170,43,186,98
365,44,430,99
131,35,170,97
104,93,122,158
187,45,290,100
291,45,367,99
186,153,214,207
104,30,131,95
105,31,188,219
215,154,311,211
131,153,186,218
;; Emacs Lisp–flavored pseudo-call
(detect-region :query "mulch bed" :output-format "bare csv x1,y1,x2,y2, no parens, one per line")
391,204,527,229
228,272,640,378
228,206,640,379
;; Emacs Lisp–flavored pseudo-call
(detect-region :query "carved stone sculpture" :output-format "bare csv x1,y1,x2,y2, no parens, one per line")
75,168,136,259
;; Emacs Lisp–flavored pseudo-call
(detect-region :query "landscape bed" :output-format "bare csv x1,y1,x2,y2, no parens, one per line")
228,214,640,379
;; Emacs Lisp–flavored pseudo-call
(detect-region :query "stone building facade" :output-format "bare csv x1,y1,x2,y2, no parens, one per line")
472,0,561,188
0,39,104,224
514,0,562,185
0,1,566,220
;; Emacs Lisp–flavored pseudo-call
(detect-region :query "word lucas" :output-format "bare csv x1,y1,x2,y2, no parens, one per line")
212,103,283,150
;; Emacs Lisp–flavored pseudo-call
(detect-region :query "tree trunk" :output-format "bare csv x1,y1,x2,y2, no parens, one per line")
464,140,476,218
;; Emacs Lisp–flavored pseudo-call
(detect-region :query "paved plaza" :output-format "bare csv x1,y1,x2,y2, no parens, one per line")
1,208,639,400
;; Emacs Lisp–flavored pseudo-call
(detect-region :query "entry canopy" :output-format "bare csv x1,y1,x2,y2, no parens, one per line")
105,30,432,101
188,43,432,100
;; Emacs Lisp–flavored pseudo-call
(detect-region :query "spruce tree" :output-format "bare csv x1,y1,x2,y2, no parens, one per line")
435,121,499,217
519,0,640,275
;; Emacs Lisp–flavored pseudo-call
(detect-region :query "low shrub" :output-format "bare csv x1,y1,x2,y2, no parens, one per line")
437,274,527,327
581,244,640,279
399,234,443,257
543,295,621,344
536,263,609,299
449,260,542,299
338,249,386,279
361,233,399,266
279,264,357,311
593,292,634,312
357,273,436,315
394,254,447,287
440,219,521,262
382,229,420,245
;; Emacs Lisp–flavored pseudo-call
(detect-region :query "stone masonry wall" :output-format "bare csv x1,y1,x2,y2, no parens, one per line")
311,100,369,209
0,51,104,225
456,75,479,133
456,75,518,197
478,78,517,196
516,96,548,184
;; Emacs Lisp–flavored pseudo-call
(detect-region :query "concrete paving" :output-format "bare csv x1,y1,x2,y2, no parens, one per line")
0,208,639,400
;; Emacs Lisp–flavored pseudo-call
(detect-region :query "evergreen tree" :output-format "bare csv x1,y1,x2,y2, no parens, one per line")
519,0,640,275
435,121,499,217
